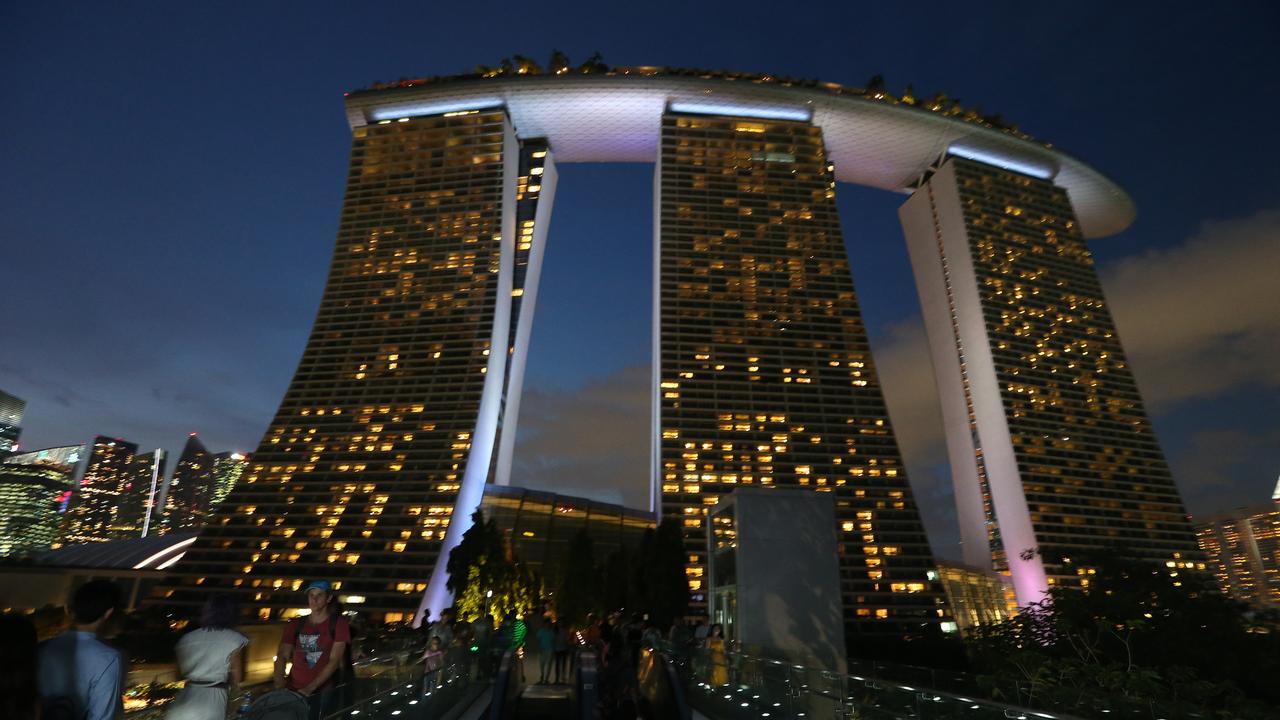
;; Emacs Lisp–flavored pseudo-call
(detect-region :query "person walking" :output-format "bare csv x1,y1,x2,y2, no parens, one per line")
0,612,40,720
509,614,528,682
706,623,729,687
552,622,570,684
166,594,249,720
274,580,352,720
36,579,125,720
490,618,511,679
472,615,494,678
535,621,555,684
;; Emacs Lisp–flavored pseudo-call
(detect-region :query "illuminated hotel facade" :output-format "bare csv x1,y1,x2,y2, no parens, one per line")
656,112,944,635
162,108,555,620
900,157,1200,606
1196,504,1280,608
161,65,1188,627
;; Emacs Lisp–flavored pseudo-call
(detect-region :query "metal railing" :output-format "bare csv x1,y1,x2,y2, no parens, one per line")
660,642,1087,720
324,647,484,720
123,638,456,720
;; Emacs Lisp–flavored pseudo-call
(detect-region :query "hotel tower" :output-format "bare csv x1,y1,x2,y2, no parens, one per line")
900,157,1200,606
161,108,555,621
158,61,1195,630
656,112,944,636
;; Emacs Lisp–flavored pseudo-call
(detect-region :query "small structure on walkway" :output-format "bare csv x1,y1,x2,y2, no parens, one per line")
706,488,847,672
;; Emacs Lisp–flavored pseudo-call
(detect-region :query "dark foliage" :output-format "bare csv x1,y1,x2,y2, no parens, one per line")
967,550,1280,719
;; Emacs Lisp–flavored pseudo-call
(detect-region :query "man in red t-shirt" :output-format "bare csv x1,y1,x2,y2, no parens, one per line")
275,580,351,720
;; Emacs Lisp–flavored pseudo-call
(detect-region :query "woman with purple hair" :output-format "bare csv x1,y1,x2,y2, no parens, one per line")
166,594,250,720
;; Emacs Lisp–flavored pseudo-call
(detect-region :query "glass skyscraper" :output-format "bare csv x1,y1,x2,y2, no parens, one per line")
0,445,83,556
0,389,25,453
163,434,216,533
210,451,249,507
61,436,138,545
113,448,168,538
1196,504,1280,608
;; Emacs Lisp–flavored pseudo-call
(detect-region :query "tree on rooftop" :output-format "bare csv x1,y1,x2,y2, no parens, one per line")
578,51,606,74
511,54,542,75
548,50,571,74
555,528,601,626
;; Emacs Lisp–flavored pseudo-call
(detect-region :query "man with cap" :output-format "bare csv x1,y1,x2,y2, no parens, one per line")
274,580,352,720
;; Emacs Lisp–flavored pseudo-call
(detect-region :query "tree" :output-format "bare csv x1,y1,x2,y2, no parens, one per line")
577,51,606,74
548,49,571,75
967,550,1280,718
555,528,601,626
638,518,689,628
447,509,540,622
602,545,638,612
510,54,542,75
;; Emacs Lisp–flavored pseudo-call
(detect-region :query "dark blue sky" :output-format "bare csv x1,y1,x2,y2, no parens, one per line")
3,2,1277,556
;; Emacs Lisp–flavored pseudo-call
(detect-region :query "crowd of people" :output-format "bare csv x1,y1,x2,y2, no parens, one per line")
1,577,358,720
0,577,734,720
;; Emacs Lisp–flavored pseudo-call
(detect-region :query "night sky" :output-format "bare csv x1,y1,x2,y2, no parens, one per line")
3,2,1278,559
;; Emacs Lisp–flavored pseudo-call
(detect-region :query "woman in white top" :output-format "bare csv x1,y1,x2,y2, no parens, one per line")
166,594,249,720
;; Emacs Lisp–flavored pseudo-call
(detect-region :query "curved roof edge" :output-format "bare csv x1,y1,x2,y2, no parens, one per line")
36,532,198,570
343,73,1135,238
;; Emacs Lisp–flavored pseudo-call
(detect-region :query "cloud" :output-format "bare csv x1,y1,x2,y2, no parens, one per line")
872,320,946,467
871,318,961,557
513,366,652,510
1099,209,1280,409
1170,427,1280,517
869,206,1280,552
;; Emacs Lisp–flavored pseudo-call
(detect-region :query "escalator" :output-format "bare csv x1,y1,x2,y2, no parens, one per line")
487,647,589,720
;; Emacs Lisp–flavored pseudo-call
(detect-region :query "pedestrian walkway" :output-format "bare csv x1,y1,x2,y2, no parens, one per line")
505,645,574,719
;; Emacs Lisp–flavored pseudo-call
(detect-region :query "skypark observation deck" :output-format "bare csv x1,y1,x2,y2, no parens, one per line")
343,67,1134,238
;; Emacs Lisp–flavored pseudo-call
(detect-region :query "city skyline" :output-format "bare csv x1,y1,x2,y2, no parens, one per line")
3,4,1278,562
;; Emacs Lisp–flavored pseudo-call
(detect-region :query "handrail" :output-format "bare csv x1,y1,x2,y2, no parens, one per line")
574,650,598,720
659,641,1091,720
323,648,479,720
487,649,520,720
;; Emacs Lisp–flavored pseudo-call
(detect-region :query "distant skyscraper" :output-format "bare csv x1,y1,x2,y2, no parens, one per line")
933,560,1017,636
209,451,248,507
0,390,25,453
655,112,945,637
1196,504,1280,608
0,445,83,555
163,434,216,533
160,109,556,623
112,448,168,538
900,156,1201,607
61,436,138,545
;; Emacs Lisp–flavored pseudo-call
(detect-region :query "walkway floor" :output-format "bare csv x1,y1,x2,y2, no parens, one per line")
513,645,573,719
